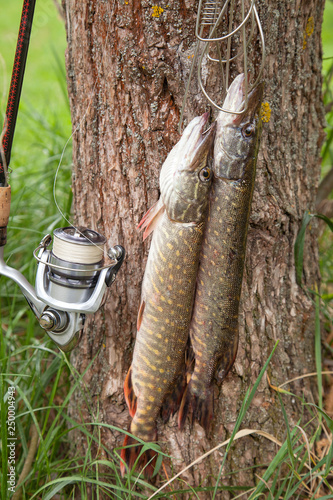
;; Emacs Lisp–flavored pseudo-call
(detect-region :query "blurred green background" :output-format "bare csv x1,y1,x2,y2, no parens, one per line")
322,0,333,73
0,0,70,160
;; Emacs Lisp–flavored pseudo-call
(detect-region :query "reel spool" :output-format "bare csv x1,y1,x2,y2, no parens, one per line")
43,227,107,306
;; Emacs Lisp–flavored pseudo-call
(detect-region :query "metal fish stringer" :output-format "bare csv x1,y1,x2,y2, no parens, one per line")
179,0,266,131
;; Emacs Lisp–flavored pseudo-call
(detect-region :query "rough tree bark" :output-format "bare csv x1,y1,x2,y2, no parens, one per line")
63,0,326,495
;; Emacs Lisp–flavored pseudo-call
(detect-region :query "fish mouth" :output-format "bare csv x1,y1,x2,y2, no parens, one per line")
218,74,264,128
182,112,216,171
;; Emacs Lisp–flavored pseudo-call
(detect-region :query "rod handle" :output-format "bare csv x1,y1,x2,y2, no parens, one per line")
0,185,11,245
0,185,11,227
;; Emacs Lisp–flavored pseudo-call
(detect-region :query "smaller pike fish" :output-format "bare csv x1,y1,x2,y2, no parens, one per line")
179,75,263,431
121,113,215,477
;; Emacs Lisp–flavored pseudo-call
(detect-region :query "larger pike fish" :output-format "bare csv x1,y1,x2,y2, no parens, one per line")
121,113,216,476
179,74,263,431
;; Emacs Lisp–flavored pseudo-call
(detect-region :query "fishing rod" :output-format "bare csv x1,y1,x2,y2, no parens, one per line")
0,0,125,351
0,0,36,183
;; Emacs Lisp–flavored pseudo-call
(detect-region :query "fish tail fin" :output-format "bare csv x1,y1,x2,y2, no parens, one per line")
124,366,137,418
137,199,165,241
120,431,157,478
178,379,214,432
160,372,187,424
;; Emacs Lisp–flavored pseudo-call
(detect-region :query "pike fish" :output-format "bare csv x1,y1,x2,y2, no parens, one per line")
121,113,216,476
179,74,263,431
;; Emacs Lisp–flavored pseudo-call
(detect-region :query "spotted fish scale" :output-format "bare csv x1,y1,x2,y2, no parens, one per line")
121,113,215,476
131,213,204,439
179,75,263,431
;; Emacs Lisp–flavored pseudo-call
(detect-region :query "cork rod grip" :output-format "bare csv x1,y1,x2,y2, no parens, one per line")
0,185,11,227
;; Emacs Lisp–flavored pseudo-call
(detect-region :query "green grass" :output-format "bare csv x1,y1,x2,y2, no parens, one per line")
0,0,333,498
319,1,333,322
1,339,332,498
322,1,333,74
0,3,73,496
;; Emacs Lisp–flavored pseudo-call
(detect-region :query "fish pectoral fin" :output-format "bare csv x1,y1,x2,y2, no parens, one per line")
137,198,165,241
124,366,137,418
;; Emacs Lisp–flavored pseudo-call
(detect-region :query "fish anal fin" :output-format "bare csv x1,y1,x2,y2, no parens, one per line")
124,366,137,418
216,335,239,383
137,199,165,241
137,300,145,331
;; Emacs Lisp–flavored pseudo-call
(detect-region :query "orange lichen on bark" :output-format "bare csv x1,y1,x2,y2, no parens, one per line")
260,102,271,123
152,6,164,18
306,16,314,36
303,16,314,49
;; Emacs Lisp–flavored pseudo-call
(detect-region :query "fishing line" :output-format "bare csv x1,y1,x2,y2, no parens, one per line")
52,8,113,258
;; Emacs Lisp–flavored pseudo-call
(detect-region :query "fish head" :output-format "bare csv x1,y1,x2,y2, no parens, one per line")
214,74,263,181
160,113,216,224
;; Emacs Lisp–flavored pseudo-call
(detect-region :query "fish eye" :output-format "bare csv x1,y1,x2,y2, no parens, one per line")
242,123,255,138
199,166,212,182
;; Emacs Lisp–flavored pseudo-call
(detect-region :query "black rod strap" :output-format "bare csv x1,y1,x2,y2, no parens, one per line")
0,0,36,187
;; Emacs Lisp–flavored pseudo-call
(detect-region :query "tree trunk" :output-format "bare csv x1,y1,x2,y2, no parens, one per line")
63,0,325,495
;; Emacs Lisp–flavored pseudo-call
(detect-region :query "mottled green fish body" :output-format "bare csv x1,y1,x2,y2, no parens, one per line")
131,213,205,439
121,113,215,476
179,75,263,431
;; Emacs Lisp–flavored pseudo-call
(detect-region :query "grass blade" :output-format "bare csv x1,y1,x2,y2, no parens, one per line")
212,341,280,499
295,212,333,286
314,213,333,231
314,285,323,418
305,404,333,478
249,428,298,500
294,211,312,286
277,393,295,469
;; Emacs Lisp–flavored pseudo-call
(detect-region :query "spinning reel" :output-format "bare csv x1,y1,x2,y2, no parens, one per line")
0,224,125,351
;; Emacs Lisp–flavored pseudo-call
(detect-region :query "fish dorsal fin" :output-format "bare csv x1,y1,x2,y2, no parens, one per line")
137,198,165,241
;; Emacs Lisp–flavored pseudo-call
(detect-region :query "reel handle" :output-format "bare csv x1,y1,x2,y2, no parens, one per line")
105,245,126,286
